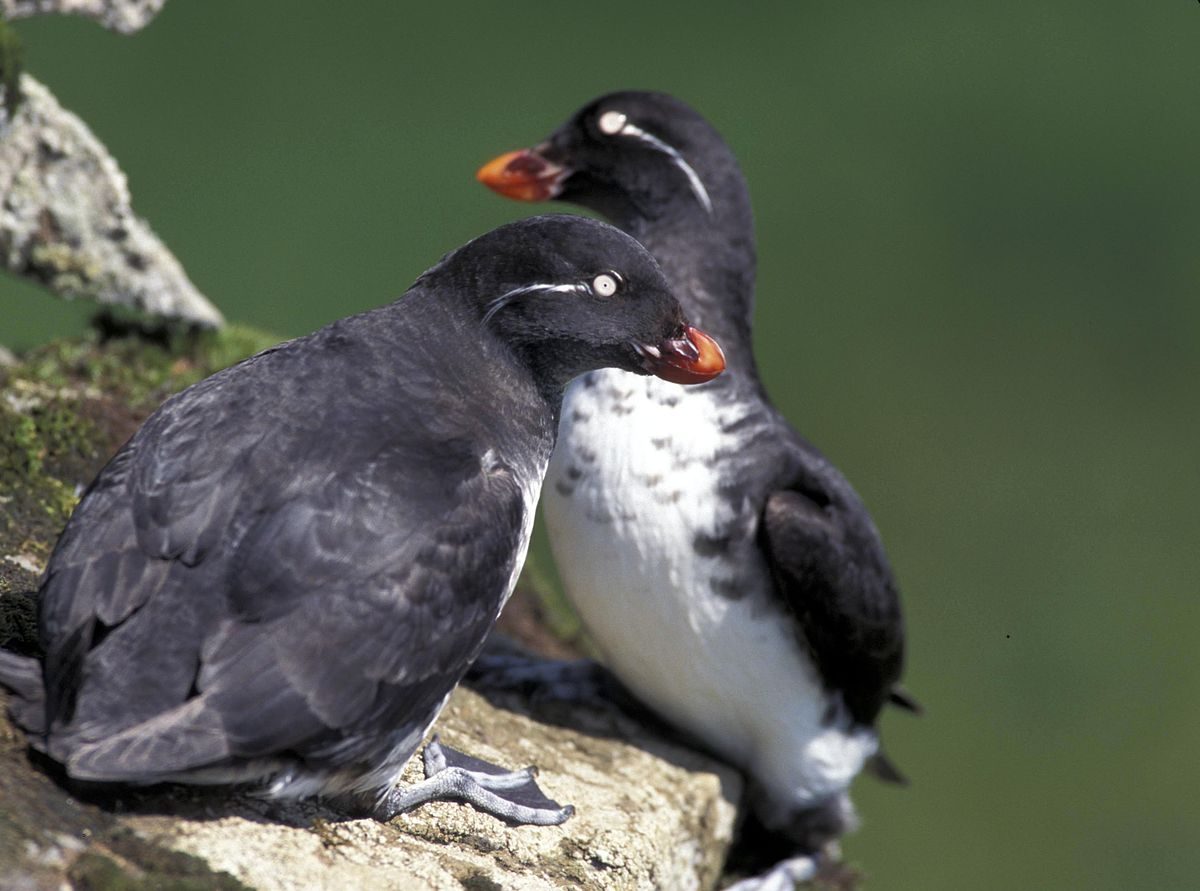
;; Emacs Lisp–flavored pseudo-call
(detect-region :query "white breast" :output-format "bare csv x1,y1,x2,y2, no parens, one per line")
544,370,876,810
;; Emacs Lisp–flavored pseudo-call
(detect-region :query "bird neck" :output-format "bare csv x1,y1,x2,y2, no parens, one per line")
504,340,599,420
366,292,561,459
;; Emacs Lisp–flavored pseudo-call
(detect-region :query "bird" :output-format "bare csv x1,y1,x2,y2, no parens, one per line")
0,213,725,827
478,91,916,883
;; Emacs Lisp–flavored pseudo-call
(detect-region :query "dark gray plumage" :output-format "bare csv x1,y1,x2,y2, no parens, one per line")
0,214,723,824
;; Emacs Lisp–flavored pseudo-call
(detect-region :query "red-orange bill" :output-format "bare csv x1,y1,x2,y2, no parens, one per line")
476,148,568,202
639,326,726,385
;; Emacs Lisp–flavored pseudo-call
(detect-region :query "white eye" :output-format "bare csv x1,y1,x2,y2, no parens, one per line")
592,273,619,297
598,110,628,136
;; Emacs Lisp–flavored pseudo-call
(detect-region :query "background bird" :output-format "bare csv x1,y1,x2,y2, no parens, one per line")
478,91,916,883
0,213,724,827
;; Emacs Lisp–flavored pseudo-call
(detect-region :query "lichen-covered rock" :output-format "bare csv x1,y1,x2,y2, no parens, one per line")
0,0,166,35
0,74,223,328
0,328,743,890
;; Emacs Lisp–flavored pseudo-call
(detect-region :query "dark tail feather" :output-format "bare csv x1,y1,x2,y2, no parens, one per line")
0,649,47,736
64,697,231,782
889,685,923,715
866,750,909,786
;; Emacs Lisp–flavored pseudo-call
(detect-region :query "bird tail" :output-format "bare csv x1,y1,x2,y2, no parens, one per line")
889,684,923,715
865,749,909,786
865,683,923,784
0,649,48,737
62,696,233,783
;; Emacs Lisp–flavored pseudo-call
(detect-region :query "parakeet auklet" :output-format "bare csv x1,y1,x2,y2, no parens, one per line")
0,214,724,827
479,92,916,882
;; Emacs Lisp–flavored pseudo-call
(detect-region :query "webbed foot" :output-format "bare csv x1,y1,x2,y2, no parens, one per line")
466,651,613,703
375,736,573,826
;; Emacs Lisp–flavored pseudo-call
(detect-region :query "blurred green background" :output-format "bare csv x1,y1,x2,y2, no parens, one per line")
3,2,1198,888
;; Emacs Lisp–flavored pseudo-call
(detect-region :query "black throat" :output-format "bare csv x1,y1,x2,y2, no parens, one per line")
618,179,759,382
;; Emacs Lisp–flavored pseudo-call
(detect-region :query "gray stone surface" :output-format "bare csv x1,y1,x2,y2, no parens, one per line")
0,0,166,34
0,75,223,327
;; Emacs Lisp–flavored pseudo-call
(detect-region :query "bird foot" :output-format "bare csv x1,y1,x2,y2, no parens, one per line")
466,647,700,743
722,854,819,891
375,736,573,826
465,651,614,703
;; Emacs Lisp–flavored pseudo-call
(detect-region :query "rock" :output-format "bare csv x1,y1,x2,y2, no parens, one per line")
0,327,743,890
0,0,167,35
0,75,224,328
124,685,739,891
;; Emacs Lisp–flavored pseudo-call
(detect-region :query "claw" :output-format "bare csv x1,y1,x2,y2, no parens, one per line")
375,739,573,827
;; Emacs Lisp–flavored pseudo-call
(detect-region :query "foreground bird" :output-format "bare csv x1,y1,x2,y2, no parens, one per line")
479,92,915,881
0,214,724,826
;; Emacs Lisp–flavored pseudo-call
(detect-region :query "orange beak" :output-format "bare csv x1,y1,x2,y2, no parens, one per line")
639,326,726,385
476,148,568,202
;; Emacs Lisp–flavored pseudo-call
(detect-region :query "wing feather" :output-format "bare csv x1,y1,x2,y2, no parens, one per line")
760,445,907,726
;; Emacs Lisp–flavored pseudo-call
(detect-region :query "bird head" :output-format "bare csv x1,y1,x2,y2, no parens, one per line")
438,215,724,391
476,91,737,228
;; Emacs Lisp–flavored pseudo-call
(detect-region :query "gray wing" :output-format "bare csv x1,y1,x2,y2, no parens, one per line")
38,342,529,781
195,442,528,765
39,348,292,652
